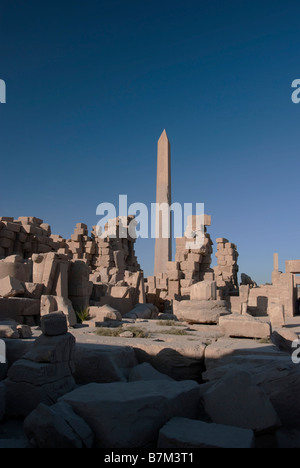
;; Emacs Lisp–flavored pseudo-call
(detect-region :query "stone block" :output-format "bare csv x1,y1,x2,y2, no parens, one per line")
190,281,217,301
0,298,40,320
41,312,68,336
24,402,93,448
60,380,201,448
173,300,230,324
88,305,122,322
200,370,280,432
219,315,271,339
268,303,285,328
0,276,25,298
158,417,255,448
23,282,43,300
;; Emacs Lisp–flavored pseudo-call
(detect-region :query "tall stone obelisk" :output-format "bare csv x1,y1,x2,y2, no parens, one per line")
154,130,172,276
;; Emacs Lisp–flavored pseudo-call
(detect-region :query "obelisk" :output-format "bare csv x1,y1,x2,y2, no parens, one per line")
154,130,172,276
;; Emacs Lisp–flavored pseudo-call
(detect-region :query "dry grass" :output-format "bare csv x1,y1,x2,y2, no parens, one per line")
96,326,150,339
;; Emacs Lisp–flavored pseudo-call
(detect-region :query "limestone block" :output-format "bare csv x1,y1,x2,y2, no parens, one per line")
60,380,201,448
26,333,75,364
73,343,137,385
24,402,93,448
0,276,25,298
124,304,159,320
40,312,68,336
5,375,76,418
0,298,40,321
158,417,255,449
271,328,299,354
219,315,271,339
166,261,180,272
173,300,230,324
23,282,43,300
181,261,199,272
55,297,77,327
268,303,285,328
128,363,173,382
190,281,217,301
0,259,31,282
200,370,280,432
88,305,122,322
40,295,57,316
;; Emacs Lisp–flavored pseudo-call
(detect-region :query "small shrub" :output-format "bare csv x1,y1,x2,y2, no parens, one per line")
96,326,150,339
76,308,91,324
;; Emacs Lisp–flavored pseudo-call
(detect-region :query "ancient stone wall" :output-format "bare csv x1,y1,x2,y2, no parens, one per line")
214,238,239,294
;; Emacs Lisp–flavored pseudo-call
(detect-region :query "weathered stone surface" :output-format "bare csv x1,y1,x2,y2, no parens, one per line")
173,300,230,324
0,298,40,322
158,417,255,449
271,328,299,354
89,304,122,322
8,359,72,385
0,324,19,339
134,341,206,382
124,304,159,320
129,363,173,382
190,281,217,301
268,303,285,328
200,370,280,432
25,333,75,364
41,312,68,336
0,276,25,298
0,260,31,282
203,346,300,430
74,343,137,384
219,314,271,339
24,403,87,448
60,380,201,448
55,297,77,327
5,375,76,417
23,283,43,300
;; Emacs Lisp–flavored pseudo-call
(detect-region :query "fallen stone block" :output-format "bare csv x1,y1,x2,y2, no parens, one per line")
271,328,299,354
5,375,76,418
74,343,137,384
41,312,68,337
219,314,271,339
24,402,94,449
25,333,75,365
0,324,19,339
158,417,255,448
0,276,25,298
124,304,159,320
173,300,230,324
128,363,174,382
200,370,281,432
89,305,122,322
60,380,201,448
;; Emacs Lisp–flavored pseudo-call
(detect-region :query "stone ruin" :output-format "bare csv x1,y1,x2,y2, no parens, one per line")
1,133,300,449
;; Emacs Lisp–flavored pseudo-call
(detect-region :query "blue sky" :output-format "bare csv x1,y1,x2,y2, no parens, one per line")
0,0,300,283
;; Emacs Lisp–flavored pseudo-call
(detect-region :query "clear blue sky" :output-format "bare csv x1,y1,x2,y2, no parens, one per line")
0,0,300,283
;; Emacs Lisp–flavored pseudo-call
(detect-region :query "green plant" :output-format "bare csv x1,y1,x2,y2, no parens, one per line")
76,308,91,324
